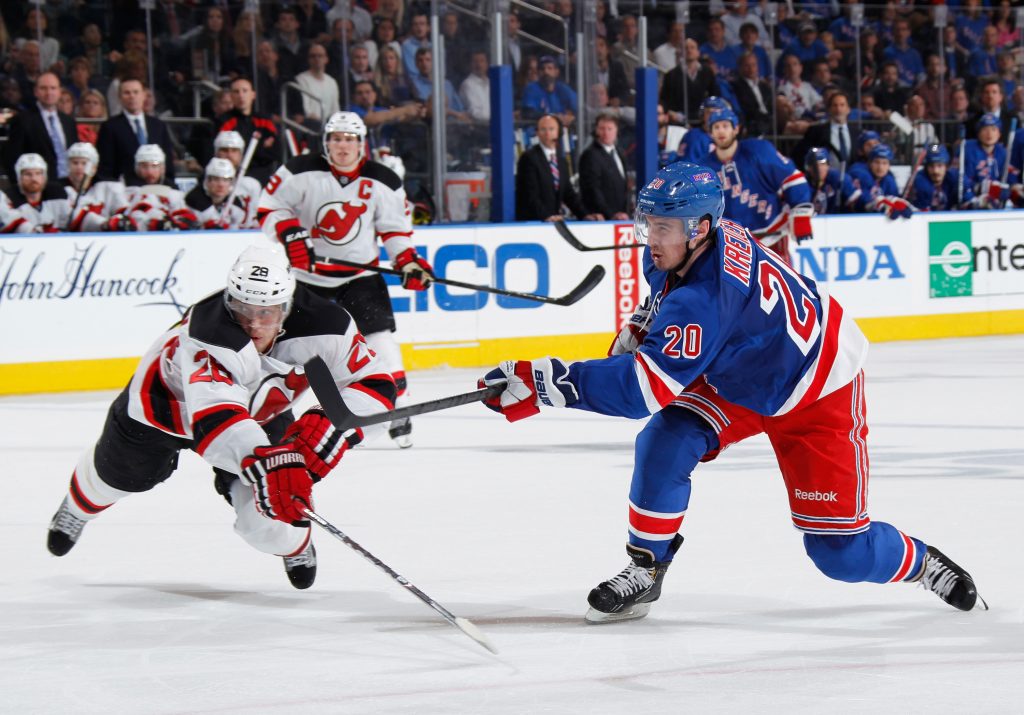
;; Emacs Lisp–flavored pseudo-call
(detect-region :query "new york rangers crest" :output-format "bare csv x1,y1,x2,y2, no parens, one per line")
313,201,368,244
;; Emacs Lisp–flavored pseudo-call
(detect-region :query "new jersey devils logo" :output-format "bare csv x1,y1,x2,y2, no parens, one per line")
313,201,368,245
250,369,309,424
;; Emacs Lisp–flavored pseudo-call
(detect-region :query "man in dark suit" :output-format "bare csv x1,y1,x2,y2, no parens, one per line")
791,90,855,168
95,78,176,183
966,77,1014,140
2,72,77,181
515,114,591,221
731,51,774,138
578,113,630,220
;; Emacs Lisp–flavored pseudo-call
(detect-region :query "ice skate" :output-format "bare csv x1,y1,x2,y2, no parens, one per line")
283,541,317,589
388,417,413,449
585,534,684,624
47,497,87,556
915,546,987,611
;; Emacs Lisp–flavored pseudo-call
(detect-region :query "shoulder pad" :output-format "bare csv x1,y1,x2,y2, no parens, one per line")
187,291,251,352
279,284,354,340
185,185,213,210
359,160,403,190
284,153,331,176
42,182,68,201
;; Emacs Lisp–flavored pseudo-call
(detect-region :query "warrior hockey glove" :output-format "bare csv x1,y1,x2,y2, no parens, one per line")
279,225,315,272
393,248,435,290
240,444,313,526
608,296,652,356
283,406,363,482
478,358,579,423
789,203,815,243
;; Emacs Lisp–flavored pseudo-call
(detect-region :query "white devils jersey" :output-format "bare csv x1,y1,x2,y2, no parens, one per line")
64,179,128,231
122,183,191,231
0,192,32,233
5,185,72,232
125,285,397,474
235,175,263,226
257,155,413,287
184,184,253,229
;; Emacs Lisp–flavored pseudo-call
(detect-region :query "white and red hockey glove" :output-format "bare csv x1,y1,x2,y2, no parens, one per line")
106,213,137,232
283,406,362,482
168,208,200,230
873,196,914,220
478,358,578,423
608,296,652,356
789,203,815,243
393,248,434,290
240,444,313,526
278,225,315,272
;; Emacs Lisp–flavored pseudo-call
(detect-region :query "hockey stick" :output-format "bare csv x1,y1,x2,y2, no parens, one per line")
218,130,261,228
65,170,95,231
316,255,605,307
552,219,643,252
304,355,502,432
1000,117,1018,184
300,505,498,655
901,146,928,200
957,123,966,206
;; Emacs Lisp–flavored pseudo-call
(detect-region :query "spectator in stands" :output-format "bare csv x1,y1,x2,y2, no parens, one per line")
942,26,969,85
294,0,329,42
232,9,264,77
185,6,235,84
810,59,849,99
734,22,772,81
521,55,577,126
105,50,147,116
2,72,77,180
778,54,822,120
916,55,953,122
67,57,96,102
660,39,720,126
58,89,74,117
993,1,1020,49
723,1,767,48
186,88,233,167
731,52,772,138
843,26,882,92
12,40,43,102
152,0,190,53
350,79,423,140
20,8,61,73
968,26,1000,79
347,44,375,93
76,89,107,145
778,22,828,79
0,78,25,113
905,94,938,151
95,77,175,183
326,0,372,47
942,84,971,145
325,17,353,72
578,113,630,221
968,77,1013,139
793,90,854,168
997,51,1018,100
374,45,411,107
294,43,339,129
587,83,635,127
505,13,525,74
515,114,590,221
873,62,911,116
701,17,738,83
409,48,469,124
775,94,812,136
883,18,924,88
515,54,539,104
612,14,644,88
255,39,287,117
955,0,989,53
855,90,887,122
273,7,308,83
827,3,858,52
372,17,402,69
594,36,630,107
653,22,686,72
217,76,279,184
402,11,431,80
440,11,471,86
460,50,490,123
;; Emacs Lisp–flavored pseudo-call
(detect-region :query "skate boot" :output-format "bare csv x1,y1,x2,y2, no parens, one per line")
585,534,684,624
47,497,87,556
388,417,413,449
916,546,988,611
283,541,317,590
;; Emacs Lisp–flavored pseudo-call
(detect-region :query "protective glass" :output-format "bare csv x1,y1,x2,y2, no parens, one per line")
225,296,288,329
633,209,700,245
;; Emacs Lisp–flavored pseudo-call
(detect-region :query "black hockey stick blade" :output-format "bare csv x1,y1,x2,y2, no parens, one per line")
304,356,504,431
317,255,604,306
302,506,499,655
553,220,644,252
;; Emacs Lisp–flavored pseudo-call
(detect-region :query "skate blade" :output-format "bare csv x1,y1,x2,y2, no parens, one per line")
391,434,413,449
584,603,651,624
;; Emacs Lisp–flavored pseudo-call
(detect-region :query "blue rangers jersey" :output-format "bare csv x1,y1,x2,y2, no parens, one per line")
963,139,1006,192
810,168,861,214
700,139,812,235
565,218,867,419
848,165,900,208
1006,127,1024,181
908,168,972,211
677,127,713,163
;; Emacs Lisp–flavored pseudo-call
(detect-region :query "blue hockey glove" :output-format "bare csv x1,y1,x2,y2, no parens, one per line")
478,358,578,422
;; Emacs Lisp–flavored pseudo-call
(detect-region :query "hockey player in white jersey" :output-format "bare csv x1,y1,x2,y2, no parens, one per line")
214,130,263,225
118,144,199,232
63,142,128,232
257,111,431,448
0,192,29,233
45,245,398,589
4,153,71,232
185,158,252,229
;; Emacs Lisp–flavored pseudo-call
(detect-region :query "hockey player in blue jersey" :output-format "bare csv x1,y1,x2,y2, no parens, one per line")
846,129,881,180
804,147,861,214
963,113,1010,208
675,96,731,164
848,144,914,219
479,162,985,623
908,143,975,211
701,108,814,263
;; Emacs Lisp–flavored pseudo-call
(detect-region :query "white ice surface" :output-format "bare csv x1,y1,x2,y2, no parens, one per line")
2,336,1023,714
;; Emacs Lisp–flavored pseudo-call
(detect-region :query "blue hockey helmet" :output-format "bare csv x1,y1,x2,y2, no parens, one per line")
699,96,732,114
635,162,725,243
868,143,894,161
977,112,1000,131
857,129,881,150
805,146,830,165
708,108,740,129
925,143,950,165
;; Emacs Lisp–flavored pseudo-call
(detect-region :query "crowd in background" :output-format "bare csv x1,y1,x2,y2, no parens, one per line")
1,0,1024,231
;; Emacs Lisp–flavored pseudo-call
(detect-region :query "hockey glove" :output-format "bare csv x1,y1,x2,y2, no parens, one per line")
168,208,200,231
279,225,315,272
106,213,137,232
240,444,313,526
978,179,1010,209
478,358,578,423
283,406,363,482
874,196,914,220
393,248,434,290
608,296,652,356
789,203,815,243
1010,184,1024,208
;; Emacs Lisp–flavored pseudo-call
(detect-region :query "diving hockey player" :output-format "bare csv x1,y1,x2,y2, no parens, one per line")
45,245,397,589
480,162,986,623
257,111,431,448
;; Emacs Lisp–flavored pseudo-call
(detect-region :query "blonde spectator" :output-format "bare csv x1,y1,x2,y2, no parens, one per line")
374,45,411,106
233,9,264,72
370,17,402,69
76,89,107,144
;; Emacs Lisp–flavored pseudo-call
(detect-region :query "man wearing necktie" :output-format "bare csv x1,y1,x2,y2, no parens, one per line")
579,113,631,220
96,78,176,183
515,114,591,221
790,91,855,169
2,72,77,181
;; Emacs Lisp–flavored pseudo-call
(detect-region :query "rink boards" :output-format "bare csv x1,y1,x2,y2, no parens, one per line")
1,212,1023,394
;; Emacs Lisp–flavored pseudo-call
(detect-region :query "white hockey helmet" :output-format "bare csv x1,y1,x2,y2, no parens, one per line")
322,111,366,164
15,152,48,178
205,157,236,181
68,142,100,175
225,244,296,315
213,130,245,151
135,143,166,167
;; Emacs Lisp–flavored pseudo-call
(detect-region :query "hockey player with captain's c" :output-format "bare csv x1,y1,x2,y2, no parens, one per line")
481,162,986,623
45,245,397,590
257,111,431,448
